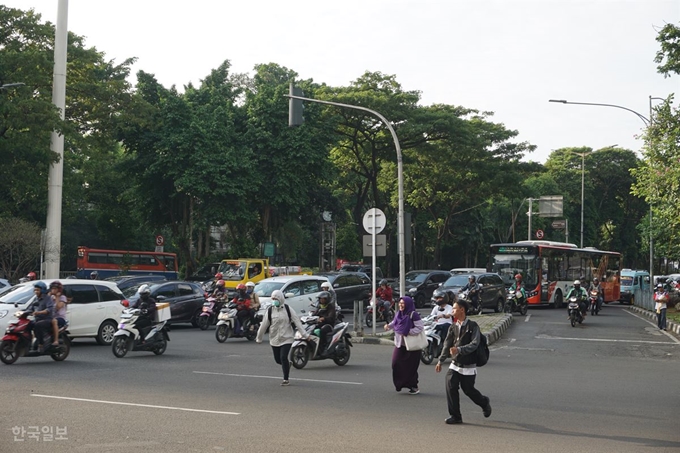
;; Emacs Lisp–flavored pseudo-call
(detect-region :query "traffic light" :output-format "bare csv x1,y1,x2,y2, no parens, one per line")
288,83,304,127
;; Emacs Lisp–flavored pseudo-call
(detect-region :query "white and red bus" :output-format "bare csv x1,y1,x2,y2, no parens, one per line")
76,246,178,279
488,241,621,307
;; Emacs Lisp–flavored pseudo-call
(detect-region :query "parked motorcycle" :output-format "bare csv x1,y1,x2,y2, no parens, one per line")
365,298,395,327
197,296,224,330
505,289,528,315
568,295,584,327
111,305,170,357
457,290,482,315
290,314,352,369
420,315,447,365
0,309,70,364
589,290,601,316
214,302,260,343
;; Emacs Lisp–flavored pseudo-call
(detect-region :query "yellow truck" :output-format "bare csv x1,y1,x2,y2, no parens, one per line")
216,258,270,296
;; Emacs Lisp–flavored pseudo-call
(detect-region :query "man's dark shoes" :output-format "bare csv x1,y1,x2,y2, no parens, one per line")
483,397,492,418
445,417,463,425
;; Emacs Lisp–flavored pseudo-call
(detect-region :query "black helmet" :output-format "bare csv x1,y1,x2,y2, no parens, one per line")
432,288,449,304
317,291,331,305
468,275,476,282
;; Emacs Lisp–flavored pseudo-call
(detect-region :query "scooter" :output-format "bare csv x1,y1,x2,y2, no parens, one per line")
290,314,352,369
111,303,169,357
505,288,528,316
365,298,395,327
197,296,224,330
0,309,71,364
568,295,584,327
420,315,448,365
589,290,601,316
457,290,482,315
214,302,260,343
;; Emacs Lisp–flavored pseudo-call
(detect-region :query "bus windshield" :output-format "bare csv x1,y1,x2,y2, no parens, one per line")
490,253,539,287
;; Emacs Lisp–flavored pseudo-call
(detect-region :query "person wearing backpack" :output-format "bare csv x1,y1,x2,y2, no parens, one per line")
256,290,309,386
435,298,492,424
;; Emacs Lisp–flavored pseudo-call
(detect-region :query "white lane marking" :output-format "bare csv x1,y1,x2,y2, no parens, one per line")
524,314,531,322
535,334,678,345
31,394,239,415
623,309,680,344
194,371,363,385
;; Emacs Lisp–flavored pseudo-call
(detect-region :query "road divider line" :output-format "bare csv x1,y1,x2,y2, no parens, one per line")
535,334,678,345
524,314,531,322
194,371,363,385
31,394,239,415
623,310,680,344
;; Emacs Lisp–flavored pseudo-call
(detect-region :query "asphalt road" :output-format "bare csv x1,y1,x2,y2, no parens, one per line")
1,304,678,453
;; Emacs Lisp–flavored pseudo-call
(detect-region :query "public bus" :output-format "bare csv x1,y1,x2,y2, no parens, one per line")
488,241,621,307
76,246,178,279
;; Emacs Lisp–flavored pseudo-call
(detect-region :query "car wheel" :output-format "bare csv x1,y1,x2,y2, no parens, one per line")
190,310,202,328
96,320,118,345
415,294,427,309
495,298,504,313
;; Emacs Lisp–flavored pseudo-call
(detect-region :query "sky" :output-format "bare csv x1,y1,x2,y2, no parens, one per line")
4,0,679,163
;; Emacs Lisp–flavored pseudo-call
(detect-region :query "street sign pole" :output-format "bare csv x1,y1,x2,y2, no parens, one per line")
372,212,376,335
363,208,385,336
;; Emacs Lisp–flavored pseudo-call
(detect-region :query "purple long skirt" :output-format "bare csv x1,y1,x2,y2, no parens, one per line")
392,345,421,391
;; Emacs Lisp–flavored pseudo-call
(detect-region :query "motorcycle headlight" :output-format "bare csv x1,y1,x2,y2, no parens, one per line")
0,309,8,319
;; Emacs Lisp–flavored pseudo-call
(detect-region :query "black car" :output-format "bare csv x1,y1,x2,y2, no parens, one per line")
315,272,372,310
404,270,452,308
439,272,506,313
185,263,221,282
106,274,168,292
125,281,207,326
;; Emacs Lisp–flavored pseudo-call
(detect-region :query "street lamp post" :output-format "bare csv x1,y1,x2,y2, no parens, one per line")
549,98,655,280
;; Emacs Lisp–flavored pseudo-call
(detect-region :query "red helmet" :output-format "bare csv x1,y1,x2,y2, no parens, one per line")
50,280,63,290
214,273,223,280
236,283,246,291
216,280,225,288
27,272,37,280
514,274,522,281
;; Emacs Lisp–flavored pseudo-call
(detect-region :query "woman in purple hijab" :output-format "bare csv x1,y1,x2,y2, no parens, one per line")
384,296,424,394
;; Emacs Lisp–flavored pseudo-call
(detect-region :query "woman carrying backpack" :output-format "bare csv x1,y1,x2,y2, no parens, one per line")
256,290,309,386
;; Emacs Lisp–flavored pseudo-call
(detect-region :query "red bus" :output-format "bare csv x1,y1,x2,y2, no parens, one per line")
488,241,621,307
76,246,178,280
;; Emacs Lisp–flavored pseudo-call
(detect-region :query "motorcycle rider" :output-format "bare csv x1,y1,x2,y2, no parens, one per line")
460,275,482,312
131,284,157,341
27,271,37,281
232,283,251,333
375,279,393,315
320,281,344,321
245,281,260,326
31,281,55,352
565,280,588,320
212,279,227,301
49,280,68,347
588,277,604,312
312,291,337,356
429,289,454,343
508,273,527,311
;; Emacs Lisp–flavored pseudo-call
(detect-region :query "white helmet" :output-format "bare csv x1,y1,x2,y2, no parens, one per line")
321,281,331,290
245,281,255,288
271,290,285,304
137,284,151,296
573,280,581,286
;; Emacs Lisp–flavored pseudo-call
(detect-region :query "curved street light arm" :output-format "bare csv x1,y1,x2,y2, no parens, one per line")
549,99,650,126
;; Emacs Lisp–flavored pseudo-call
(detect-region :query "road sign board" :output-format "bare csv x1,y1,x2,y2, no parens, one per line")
535,229,544,239
551,219,566,229
155,235,164,246
362,208,386,234
363,235,387,256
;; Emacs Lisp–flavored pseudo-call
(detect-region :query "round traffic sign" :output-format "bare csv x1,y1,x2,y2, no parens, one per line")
535,229,544,239
156,235,165,246
363,208,386,234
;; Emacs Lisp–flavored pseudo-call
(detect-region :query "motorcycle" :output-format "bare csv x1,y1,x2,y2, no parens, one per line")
0,309,71,364
197,296,224,330
589,290,600,316
567,295,584,327
505,288,528,316
457,290,482,315
111,304,170,358
290,314,352,369
214,302,261,343
420,315,448,365
365,298,395,327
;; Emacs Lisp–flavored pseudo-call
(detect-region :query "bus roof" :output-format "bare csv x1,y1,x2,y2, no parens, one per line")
491,241,620,256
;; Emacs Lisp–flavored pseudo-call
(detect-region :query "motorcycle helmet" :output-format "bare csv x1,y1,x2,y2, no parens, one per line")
514,273,522,281
593,277,599,283
137,284,151,297
90,271,99,279
50,280,63,291
317,291,331,305
468,275,476,282
657,283,664,289
27,271,37,281
432,288,449,305
379,279,388,286
236,283,247,296
573,280,581,288
33,281,48,294
216,280,225,288
214,272,223,280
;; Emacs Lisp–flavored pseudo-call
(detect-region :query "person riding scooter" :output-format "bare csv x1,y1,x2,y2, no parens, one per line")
131,284,157,341
460,275,482,312
429,289,454,342
565,280,588,320
588,277,604,312
375,279,393,314
31,281,55,352
312,291,337,356
232,283,251,333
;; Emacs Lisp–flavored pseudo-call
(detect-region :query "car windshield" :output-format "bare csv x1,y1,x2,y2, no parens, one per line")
217,262,246,281
620,276,634,286
0,284,35,305
405,272,428,284
254,281,285,297
443,275,471,287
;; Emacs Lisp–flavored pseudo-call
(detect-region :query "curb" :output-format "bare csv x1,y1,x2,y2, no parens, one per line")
627,305,680,335
351,313,514,346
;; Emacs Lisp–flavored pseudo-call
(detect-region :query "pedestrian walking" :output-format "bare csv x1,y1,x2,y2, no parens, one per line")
654,283,668,331
384,296,424,394
256,289,309,386
435,299,491,424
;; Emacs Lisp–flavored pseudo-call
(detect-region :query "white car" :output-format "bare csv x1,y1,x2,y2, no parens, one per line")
254,275,329,316
0,279,126,345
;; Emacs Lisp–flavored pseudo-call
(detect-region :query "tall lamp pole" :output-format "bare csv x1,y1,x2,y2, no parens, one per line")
549,98,654,280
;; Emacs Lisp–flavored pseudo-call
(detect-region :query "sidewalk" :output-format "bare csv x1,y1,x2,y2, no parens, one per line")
627,305,680,335
352,312,513,346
